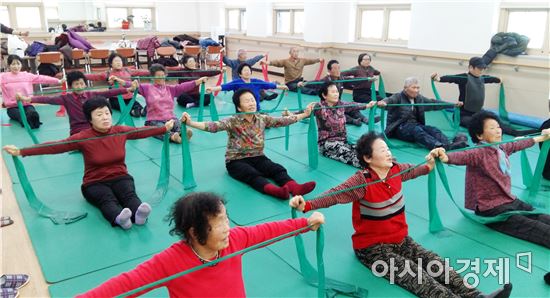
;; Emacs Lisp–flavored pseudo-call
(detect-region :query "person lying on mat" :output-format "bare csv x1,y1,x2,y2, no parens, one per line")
18,71,136,136
377,77,469,151
206,63,288,111
77,192,325,297
262,47,323,95
301,59,379,126
181,88,317,199
430,110,550,248
3,97,172,230
138,64,208,143
85,53,149,118
312,82,374,168
431,57,538,137
290,131,512,298
0,54,64,129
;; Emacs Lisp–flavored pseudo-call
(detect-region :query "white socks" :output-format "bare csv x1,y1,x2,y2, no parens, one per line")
135,203,152,225
115,208,132,230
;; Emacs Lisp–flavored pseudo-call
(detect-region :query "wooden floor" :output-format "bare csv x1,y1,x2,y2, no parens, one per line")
1,155,49,297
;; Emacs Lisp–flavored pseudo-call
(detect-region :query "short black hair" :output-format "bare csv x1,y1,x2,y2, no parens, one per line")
232,88,256,113
167,192,226,245
82,96,112,122
357,53,371,65
7,54,22,66
327,59,339,71
181,55,195,66
66,71,87,87
108,53,124,67
468,110,502,144
237,63,252,76
356,132,384,168
149,63,166,76
318,82,338,101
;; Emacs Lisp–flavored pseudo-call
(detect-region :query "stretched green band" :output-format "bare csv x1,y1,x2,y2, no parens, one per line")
297,88,304,111
430,79,458,131
260,91,286,113
209,91,219,121
291,209,368,297
181,123,197,189
148,133,171,206
11,156,88,224
198,83,205,122
114,82,135,127
499,83,510,122
285,126,290,151
16,101,40,144
303,77,374,86
308,113,319,169
526,140,550,199
378,75,387,98
368,106,376,132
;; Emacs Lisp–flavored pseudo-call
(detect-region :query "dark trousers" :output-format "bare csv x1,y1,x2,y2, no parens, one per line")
355,236,480,298
81,175,142,226
287,78,318,96
108,97,143,112
476,199,550,248
177,93,211,107
460,109,539,137
394,122,450,150
7,106,41,129
226,155,292,193
144,119,181,141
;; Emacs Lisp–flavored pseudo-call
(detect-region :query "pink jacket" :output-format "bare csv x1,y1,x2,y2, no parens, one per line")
138,81,196,121
0,72,60,108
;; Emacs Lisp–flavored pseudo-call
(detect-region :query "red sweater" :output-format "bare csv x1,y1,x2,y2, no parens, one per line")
305,163,430,249
20,126,167,186
77,218,309,297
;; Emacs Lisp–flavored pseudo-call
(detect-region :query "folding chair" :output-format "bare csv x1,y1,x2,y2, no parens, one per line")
183,46,202,68
205,46,223,70
36,52,65,93
86,49,111,74
155,46,183,71
116,48,137,69
70,48,87,71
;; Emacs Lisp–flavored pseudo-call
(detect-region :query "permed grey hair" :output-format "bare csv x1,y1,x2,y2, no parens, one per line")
404,77,419,88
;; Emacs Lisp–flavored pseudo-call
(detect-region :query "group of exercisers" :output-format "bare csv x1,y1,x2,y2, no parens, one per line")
1,45,548,297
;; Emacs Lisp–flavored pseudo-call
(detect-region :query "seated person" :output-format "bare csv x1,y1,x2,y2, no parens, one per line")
314,82,371,168
341,53,381,103
431,57,538,137
78,192,324,297
3,97,172,229
207,63,288,111
431,110,550,248
377,77,468,150
181,88,317,199
290,132,511,298
172,55,221,108
21,71,135,135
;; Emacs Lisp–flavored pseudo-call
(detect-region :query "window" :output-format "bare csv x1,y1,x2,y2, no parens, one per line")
15,6,41,29
106,7,154,29
45,7,58,20
500,9,549,54
274,9,304,36
226,8,246,32
357,6,411,44
0,6,10,27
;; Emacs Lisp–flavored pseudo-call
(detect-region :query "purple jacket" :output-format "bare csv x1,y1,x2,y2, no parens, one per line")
68,30,94,51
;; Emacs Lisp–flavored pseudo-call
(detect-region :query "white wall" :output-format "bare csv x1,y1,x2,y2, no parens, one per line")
156,2,198,32
408,0,501,54
245,1,273,37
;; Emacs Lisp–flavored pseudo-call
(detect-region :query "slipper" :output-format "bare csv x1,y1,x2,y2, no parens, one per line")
0,218,13,228
0,216,10,221
0,288,18,298
0,275,29,290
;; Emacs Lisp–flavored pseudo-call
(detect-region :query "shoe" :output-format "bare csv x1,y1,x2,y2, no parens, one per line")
445,140,469,151
452,133,468,143
140,106,147,117
351,118,362,126
0,217,13,228
130,106,142,118
265,93,278,101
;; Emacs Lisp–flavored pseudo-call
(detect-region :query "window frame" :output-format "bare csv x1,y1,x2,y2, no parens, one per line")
498,8,549,55
1,1,46,32
273,8,304,37
105,6,155,30
225,8,246,33
356,4,411,45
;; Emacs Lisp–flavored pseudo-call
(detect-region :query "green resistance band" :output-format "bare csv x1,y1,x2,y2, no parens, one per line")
115,223,319,297
198,83,206,122
11,156,88,224
303,77,374,86
181,123,197,189
498,83,510,123
430,79,460,130
308,113,319,169
522,140,550,200
260,91,286,114
147,133,171,206
113,82,135,127
16,101,40,144
377,75,387,98
291,209,369,298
